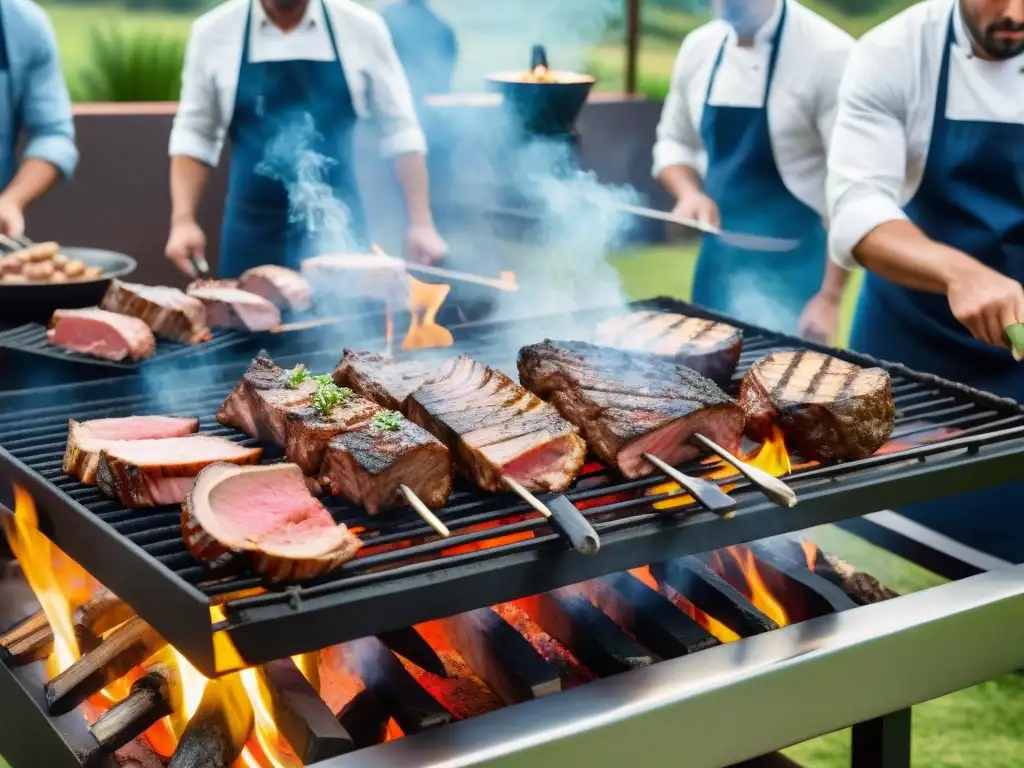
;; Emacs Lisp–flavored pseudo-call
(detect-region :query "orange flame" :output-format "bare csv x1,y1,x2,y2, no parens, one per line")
402,275,454,351
711,547,789,627
628,567,740,643
802,540,819,570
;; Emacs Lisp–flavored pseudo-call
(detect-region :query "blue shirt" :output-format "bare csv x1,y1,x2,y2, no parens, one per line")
380,0,457,105
0,0,78,189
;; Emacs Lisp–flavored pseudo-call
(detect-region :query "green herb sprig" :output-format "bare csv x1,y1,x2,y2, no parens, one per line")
313,380,353,417
372,410,404,431
285,364,310,389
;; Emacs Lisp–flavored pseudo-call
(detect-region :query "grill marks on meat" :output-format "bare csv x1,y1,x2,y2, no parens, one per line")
217,356,317,445
182,463,360,581
100,280,212,345
95,436,262,507
321,421,452,514
518,340,745,479
47,308,156,362
238,265,313,312
407,356,586,493
284,396,380,475
740,350,895,462
186,286,282,332
594,310,743,386
333,349,437,411
64,416,200,484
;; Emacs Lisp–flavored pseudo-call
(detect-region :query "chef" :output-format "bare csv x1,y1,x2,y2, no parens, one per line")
828,0,1024,560
0,0,77,237
652,0,853,340
164,0,448,278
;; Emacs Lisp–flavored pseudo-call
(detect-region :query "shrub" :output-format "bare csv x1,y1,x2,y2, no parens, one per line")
71,27,187,102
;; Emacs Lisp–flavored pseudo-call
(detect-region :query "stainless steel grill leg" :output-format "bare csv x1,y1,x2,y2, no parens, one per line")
851,709,912,768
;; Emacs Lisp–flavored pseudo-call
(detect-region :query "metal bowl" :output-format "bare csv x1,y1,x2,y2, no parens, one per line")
485,71,595,136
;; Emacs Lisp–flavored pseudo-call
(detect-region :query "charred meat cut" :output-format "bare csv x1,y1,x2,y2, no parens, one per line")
238,265,313,313
518,340,745,479
100,280,212,345
301,253,408,305
95,436,262,507
182,463,360,581
333,350,438,411
218,356,317,445
407,355,587,493
284,396,380,475
64,416,200,484
321,419,452,514
186,286,282,332
594,310,742,386
186,278,239,293
740,350,895,462
47,308,156,362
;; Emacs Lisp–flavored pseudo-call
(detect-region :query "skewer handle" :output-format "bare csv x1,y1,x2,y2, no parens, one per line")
400,485,450,538
691,434,798,509
642,453,736,518
502,476,600,555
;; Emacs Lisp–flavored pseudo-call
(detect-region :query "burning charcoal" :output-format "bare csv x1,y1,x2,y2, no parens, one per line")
91,664,180,753
113,738,165,768
580,573,720,659
376,627,448,678
821,554,901,605
525,589,654,677
651,557,779,638
168,674,253,768
337,689,390,749
256,658,353,762
442,608,562,705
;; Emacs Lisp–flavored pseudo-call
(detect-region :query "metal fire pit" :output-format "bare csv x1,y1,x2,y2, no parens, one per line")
0,298,1023,676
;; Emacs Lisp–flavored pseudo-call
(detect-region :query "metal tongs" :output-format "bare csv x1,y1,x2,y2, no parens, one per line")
0,233,34,253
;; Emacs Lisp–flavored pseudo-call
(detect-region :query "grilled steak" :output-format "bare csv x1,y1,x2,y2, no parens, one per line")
594,310,743,386
321,418,452,514
238,265,313,312
283,396,380,475
95,435,262,507
186,278,239,292
182,463,360,581
739,350,895,462
518,340,744,479
407,355,587,493
100,280,212,345
186,286,282,332
47,308,156,362
333,349,438,411
64,416,200,484
301,253,409,305
217,356,317,445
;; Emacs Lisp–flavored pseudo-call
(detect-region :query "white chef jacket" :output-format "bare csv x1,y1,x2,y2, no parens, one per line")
651,0,853,217
168,0,426,167
827,0,1024,268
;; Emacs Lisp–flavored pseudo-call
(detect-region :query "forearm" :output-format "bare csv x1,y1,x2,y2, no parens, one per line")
657,164,705,201
818,259,850,301
393,153,433,228
854,220,980,294
169,155,210,224
0,159,60,208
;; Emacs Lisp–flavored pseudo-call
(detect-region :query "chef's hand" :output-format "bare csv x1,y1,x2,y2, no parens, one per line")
798,291,841,344
0,195,25,238
405,224,448,266
165,218,206,278
672,193,721,229
946,262,1024,350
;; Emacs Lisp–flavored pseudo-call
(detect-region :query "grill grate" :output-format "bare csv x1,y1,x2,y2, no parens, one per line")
1,297,1023,675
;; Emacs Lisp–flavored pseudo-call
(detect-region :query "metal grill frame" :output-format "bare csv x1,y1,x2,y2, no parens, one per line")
1,297,1023,676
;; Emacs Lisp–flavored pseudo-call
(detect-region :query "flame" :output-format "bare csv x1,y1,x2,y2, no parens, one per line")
802,540,819,570
628,567,740,643
385,718,405,741
712,547,789,627
402,275,453,350
241,668,301,768
441,517,534,556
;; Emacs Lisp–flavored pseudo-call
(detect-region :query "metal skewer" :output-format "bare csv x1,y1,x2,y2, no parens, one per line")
691,434,797,508
400,484,450,537
501,476,600,555
642,453,736,518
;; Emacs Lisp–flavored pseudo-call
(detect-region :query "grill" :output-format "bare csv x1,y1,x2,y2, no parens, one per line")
1,297,1023,678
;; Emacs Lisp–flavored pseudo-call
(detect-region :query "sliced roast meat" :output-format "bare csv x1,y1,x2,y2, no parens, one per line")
186,278,239,293
47,308,156,362
283,395,380,475
740,350,895,462
238,265,313,312
217,355,317,445
333,349,438,411
63,416,200,484
594,310,743,386
95,435,262,507
186,286,282,332
100,280,212,345
321,418,452,514
182,463,361,581
406,355,587,493
301,253,409,306
518,340,745,479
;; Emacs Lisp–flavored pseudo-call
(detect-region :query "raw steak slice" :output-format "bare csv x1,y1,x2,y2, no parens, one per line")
321,416,453,514
332,349,438,411
594,310,743,386
739,350,895,462
518,340,745,479
284,395,380,475
95,435,262,507
63,416,200,484
217,356,317,445
238,265,313,312
186,286,282,332
182,463,361,581
47,308,156,362
100,280,212,345
407,355,587,493
301,253,409,306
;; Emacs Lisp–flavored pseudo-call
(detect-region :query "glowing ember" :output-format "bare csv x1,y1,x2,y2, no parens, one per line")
441,517,534,556
802,540,819,570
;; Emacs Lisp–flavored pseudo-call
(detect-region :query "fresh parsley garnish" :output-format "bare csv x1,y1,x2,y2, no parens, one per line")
285,364,310,389
312,374,335,387
312,380,353,417
372,410,404,431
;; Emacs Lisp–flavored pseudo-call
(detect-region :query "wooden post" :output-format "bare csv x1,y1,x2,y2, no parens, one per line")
625,0,641,95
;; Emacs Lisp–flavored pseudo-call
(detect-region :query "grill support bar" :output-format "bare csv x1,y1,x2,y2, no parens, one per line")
851,710,911,768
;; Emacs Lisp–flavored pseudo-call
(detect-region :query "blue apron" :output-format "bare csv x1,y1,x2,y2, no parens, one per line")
218,0,368,278
0,0,17,190
849,11,1024,562
692,0,827,335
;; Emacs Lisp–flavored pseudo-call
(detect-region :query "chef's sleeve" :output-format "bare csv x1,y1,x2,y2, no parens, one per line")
651,39,704,179
168,28,225,166
366,17,427,158
21,13,78,179
826,38,910,269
